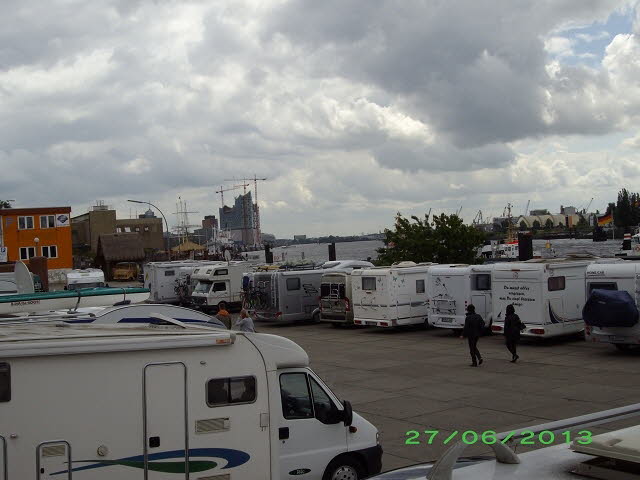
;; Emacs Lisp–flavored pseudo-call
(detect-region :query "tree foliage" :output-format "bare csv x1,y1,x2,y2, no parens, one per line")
0,200,12,208
611,188,640,227
376,212,486,265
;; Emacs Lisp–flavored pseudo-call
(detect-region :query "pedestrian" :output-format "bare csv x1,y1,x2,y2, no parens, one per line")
216,302,232,330
460,304,485,367
504,304,525,363
234,309,256,333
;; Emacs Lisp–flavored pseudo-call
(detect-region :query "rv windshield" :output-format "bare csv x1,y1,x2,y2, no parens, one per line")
194,281,213,294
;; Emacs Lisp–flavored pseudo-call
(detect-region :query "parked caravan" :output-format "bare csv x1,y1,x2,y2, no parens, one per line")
319,261,375,326
252,268,324,322
491,259,594,338
0,321,382,479
351,262,437,328
191,261,251,311
144,261,222,304
65,268,106,290
584,262,640,350
428,264,494,331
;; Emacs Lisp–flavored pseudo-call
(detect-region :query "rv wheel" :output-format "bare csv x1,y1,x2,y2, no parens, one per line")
312,311,321,323
323,455,363,480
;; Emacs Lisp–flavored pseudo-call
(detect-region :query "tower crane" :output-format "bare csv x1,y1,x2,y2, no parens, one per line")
215,184,249,208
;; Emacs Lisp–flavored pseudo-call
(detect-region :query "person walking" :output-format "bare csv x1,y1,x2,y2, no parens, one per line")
504,304,525,363
234,309,256,333
461,304,485,367
216,302,232,330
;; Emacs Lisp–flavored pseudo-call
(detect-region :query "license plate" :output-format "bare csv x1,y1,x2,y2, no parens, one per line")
366,321,377,326
440,318,453,323
611,336,628,343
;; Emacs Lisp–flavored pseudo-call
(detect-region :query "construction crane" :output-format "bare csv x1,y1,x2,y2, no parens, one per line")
472,210,484,225
523,200,530,217
215,184,249,208
583,197,594,214
224,175,268,245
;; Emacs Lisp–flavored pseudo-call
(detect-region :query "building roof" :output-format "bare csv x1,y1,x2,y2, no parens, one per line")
97,233,145,261
0,207,71,216
172,239,205,252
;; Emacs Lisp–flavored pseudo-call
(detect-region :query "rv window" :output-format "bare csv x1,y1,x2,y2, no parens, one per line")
473,274,491,291
194,281,213,294
214,269,228,276
194,269,200,274
588,282,618,293
416,279,425,294
164,270,175,277
280,373,313,419
207,376,256,407
286,278,301,291
362,277,376,291
548,276,566,291
0,363,9,402
212,282,227,292
310,377,339,425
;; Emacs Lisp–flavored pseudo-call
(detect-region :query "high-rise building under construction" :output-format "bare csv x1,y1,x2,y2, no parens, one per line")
219,192,257,245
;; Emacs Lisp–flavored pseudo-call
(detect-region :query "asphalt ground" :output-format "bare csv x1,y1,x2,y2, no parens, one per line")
255,321,640,472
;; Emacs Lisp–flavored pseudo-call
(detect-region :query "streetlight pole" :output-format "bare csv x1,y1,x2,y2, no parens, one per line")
127,200,171,261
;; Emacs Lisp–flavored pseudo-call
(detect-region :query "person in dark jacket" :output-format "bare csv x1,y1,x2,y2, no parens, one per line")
461,304,484,367
504,304,525,363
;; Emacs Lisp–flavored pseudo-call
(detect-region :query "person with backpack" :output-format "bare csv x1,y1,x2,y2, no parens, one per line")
461,304,485,367
504,304,526,363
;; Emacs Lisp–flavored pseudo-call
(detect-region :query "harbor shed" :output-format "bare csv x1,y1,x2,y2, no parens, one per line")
95,233,145,280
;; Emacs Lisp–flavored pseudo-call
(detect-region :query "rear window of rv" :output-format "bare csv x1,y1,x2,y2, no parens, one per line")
215,269,228,276
207,376,256,406
164,270,175,277
362,277,376,291
548,276,566,291
416,279,425,294
588,282,618,293
0,363,9,402
473,274,491,291
321,283,346,298
286,278,300,291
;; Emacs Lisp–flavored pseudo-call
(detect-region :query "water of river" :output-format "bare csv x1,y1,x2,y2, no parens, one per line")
264,238,628,264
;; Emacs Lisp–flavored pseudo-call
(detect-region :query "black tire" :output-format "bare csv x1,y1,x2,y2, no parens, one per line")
322,455,364,480
312,311,321,323
615,343,631,351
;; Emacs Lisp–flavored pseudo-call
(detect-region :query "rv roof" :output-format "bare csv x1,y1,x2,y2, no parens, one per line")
0,323,235,358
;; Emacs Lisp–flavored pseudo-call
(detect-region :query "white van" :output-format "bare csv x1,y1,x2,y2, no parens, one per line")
584,262,640,349
190,261,250,311
252,268,324,322
65,268,106,290
351,262,437,328
491,259,594,338
319,261,375,326
428,264,494,331
144,261,223,304
0,321,382,480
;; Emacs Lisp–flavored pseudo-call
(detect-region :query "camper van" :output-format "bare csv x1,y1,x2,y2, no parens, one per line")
65,269,106,290
252,268,324,322
351,262,437,328
584,262,640,349
190,261,251,311
491,259,594,338
319,261,375,326
428,264,494,331
144,261,222,304
0,322,382,479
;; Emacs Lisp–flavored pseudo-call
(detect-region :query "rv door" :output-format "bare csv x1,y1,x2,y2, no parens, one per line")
278,369,347,480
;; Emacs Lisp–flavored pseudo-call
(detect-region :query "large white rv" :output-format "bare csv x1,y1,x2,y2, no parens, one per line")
190,261,251,311
428,264,494,331
0,322,382,479
252,268,324,322
491,259,595,338
319,261,375,326
351,262,437,328
144,261,223,304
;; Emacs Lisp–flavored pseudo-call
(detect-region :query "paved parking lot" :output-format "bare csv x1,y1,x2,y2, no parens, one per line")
257,321,640,472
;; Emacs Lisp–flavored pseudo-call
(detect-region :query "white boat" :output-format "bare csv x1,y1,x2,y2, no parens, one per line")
0,286,150,316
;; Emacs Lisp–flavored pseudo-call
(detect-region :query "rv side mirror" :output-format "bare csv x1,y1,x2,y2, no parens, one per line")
342,400,353,427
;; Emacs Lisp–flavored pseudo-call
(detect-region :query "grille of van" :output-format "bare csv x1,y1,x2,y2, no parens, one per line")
195,417,230,433
42,444,66,457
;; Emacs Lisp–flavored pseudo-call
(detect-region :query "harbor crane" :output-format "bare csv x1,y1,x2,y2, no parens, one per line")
472,210,484,225
523,199,530,217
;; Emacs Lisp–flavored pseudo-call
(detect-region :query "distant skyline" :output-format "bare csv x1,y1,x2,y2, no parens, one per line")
2,1,640,237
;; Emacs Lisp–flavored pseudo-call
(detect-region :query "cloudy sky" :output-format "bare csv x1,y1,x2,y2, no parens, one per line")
2,0,640,237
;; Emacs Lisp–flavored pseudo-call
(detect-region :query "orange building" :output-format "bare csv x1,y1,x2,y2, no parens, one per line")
0,207,73,271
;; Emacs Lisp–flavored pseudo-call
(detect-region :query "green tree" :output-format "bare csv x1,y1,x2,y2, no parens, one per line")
376,212,486,265
0,200,12,208
544,218,554,230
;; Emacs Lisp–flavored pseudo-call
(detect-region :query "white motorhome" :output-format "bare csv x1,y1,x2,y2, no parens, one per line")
491,259,595,338
0,322,382,479
319,261,375,326
144,261,222,304
428,264,494,331
65,269,106,290
252,268,324,322
584,262,640,349
351,262,437,328
190,261,251,311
